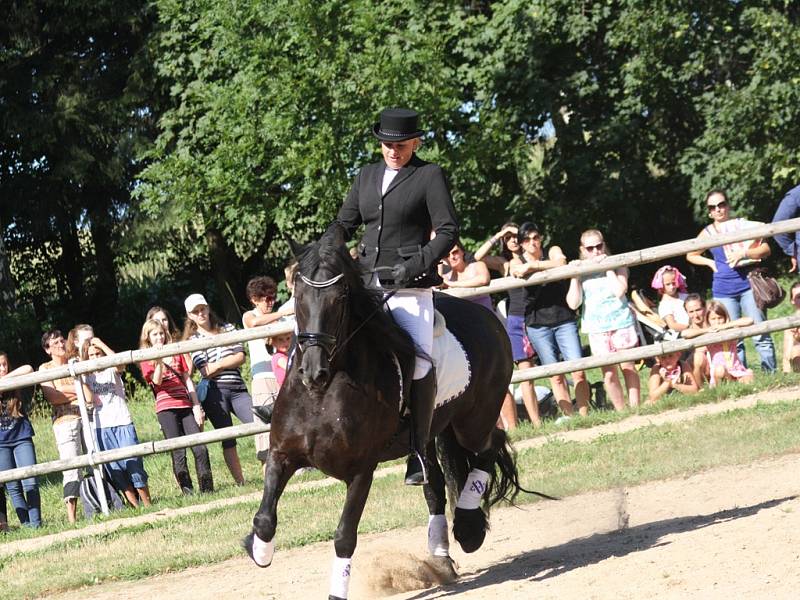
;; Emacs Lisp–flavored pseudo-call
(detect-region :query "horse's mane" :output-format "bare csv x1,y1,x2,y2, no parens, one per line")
295,226,417,372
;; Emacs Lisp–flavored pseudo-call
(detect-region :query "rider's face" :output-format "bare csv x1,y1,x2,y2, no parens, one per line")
381,139,418,170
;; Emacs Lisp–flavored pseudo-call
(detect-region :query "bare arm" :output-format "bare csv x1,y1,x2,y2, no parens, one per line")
606,266,628,299
243,310,285,329
566,273,583,310
3,364,33,377
686,229,717,272
441,262,491,288
474,225,516,261
647,369,671,403
90,337,125,373
204,351,246,378
663,314,689,332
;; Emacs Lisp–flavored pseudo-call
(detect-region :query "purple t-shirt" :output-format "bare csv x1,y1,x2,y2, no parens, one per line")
709,245,751,298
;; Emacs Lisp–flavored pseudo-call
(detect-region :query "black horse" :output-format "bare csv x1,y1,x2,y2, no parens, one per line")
244,226,535,599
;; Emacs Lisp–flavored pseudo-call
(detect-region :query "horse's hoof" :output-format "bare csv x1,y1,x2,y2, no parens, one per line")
328,596,347,600
453,507,487,553
428,555,459,583
242,531,274,567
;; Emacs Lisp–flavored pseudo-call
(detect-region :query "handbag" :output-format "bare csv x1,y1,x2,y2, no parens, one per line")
747,268,786,311
195,377,210,403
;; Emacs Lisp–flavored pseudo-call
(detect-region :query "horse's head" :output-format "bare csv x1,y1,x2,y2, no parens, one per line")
291,225,358,391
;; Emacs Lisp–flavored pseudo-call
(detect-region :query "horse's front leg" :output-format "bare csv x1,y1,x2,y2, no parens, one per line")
329,469,375,600
423,441,458,579
244,449,295,568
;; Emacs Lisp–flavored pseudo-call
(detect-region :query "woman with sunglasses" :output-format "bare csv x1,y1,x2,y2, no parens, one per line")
686,189,775,372
567,229,640,411
473,222,521,275
511,222,590,421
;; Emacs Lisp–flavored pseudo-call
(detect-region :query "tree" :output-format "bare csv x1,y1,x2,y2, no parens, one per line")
0,0,156,352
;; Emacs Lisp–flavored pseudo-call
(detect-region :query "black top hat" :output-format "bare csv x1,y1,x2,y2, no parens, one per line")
372,108,426,142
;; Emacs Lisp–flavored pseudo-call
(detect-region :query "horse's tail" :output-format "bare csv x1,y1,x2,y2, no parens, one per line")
485,428,559,507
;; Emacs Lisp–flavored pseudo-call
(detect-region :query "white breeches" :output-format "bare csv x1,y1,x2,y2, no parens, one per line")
385,288,433,379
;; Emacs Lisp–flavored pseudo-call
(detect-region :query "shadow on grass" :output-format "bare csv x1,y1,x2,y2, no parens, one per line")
411,495,796,598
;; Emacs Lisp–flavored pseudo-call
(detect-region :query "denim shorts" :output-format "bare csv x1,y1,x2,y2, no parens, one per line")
526,320,583,365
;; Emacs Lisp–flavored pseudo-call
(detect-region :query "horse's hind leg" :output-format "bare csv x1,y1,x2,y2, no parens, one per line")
244,449,295,568
453,450,493,554
329,469,374,600
423,445,458,580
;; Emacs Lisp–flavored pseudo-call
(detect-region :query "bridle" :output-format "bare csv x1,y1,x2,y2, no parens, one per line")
295,273,347,360
295,270,398,365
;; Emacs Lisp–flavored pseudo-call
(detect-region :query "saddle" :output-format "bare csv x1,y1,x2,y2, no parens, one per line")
430,310,471,408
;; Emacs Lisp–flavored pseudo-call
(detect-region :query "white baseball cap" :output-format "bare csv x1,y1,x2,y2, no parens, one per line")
184,293,209,313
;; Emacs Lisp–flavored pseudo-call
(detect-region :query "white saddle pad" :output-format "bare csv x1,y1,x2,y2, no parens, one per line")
431,327,471,408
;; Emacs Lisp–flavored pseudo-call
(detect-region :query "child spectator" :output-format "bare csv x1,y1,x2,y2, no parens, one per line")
39,329,93,523
66,324,94,361
647,350,699,404
567,229,640,410
703,301,754,387
270,332,293,388
782,282,800,373
183,294,252,486
651,265,690,332
0,353,41,528
147,306,194,376
81,338,152,507
140,319,213,495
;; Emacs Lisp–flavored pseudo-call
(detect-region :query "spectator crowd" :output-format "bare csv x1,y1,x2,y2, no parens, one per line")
1,183,799,529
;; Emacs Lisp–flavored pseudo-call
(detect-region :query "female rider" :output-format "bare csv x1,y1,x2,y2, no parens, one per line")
330,107,459,485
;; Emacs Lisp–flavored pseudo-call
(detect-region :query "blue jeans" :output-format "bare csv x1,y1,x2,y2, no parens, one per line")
526,320,584,365
0,439,41,527
715,289,776,372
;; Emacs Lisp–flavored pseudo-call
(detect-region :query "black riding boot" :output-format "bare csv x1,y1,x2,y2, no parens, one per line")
404,369,436,486
252,401,274,424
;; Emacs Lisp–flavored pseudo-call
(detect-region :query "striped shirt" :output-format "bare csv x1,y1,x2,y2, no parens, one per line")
189,323,247,389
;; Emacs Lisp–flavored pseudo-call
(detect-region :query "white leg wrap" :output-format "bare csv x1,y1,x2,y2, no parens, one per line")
456,469,490,510
428,514,450,557
252,533,275,567
329,556,352,599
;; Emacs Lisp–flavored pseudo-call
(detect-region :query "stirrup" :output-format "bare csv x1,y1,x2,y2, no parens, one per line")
404,451,428,486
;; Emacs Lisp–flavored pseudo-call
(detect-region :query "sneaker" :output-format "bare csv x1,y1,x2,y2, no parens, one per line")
554,415,571,426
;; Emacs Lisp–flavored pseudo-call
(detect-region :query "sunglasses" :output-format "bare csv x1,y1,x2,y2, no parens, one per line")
523,234,541,243
707,200,728,211
583,242,604,252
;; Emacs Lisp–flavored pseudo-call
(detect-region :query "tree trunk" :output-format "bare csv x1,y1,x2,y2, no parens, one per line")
88,201,119,318
205,226,244,323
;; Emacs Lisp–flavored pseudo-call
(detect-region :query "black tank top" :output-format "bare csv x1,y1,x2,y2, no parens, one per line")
522,250,576,327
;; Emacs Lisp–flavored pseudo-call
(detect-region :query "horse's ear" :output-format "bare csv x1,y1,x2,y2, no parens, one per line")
321,222,347,248
286,236,304,258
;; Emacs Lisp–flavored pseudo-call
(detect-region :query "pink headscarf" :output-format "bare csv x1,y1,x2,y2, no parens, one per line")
651,265,688,293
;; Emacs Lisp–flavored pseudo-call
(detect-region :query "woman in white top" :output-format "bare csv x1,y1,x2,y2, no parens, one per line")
243,276,294,466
